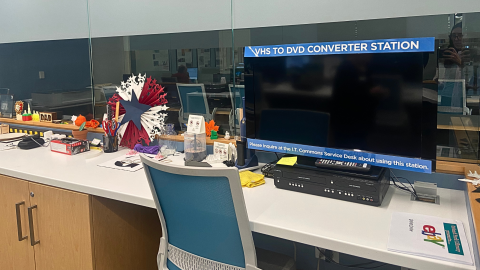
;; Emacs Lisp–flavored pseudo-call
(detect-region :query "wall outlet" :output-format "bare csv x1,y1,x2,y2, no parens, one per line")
39,71,45,79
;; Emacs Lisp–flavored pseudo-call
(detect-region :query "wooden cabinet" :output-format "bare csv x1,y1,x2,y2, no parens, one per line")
0,174,162,270
29,183,94,270
0,175,35,270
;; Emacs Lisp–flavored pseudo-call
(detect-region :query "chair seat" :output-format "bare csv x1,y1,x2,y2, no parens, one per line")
256,248,296,270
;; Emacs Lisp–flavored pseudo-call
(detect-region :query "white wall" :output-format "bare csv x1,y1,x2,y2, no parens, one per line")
233,0,480,29
88,0,231,38
1,0,479,44
0,0,89,44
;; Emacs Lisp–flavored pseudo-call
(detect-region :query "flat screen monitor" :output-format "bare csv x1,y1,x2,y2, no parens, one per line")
245,52,437,164
188,68,198,80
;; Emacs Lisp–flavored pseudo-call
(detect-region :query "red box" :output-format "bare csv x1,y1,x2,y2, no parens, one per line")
50,138,90,155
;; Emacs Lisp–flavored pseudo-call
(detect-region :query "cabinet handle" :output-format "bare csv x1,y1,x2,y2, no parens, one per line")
15,202,27,241
27,205,40,246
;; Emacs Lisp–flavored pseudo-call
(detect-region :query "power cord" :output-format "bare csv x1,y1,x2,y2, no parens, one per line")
389,169,417,199
316,247,387,269
261,152,282,178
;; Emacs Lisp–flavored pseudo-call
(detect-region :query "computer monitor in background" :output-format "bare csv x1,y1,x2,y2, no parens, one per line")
245,52,437,171
188,68,198,80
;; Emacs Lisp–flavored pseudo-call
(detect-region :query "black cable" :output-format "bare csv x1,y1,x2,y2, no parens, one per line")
390,169,417,197
390,172,418,199
261,161,276,177
30,136,51,147
396,176,417,196
316,248,387,269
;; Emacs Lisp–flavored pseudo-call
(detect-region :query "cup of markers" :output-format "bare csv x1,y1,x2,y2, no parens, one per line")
102,120,119,153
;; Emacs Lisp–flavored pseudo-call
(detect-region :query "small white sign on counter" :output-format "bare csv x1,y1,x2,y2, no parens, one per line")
387,212,473,265
214,142,228,161
186,115,205,134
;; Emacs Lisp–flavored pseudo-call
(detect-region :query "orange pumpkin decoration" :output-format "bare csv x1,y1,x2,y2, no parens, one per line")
75,114,87,126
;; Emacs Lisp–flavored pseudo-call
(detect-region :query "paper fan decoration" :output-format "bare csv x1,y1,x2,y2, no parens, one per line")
107,74,168,149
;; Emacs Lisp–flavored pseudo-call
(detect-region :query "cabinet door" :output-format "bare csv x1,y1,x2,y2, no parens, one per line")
0,175,35,270
29,182,94,270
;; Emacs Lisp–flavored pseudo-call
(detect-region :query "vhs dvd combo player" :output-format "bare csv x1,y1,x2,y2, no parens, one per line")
273,163,390,206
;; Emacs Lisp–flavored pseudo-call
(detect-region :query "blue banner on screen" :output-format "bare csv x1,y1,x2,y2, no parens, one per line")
247,139,432,173
244,37,435,58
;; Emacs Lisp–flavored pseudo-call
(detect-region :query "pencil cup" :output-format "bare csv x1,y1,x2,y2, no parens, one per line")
103,135,118,153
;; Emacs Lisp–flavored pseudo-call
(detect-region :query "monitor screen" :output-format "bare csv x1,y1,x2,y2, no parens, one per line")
188,68,198,80
245,52,436,161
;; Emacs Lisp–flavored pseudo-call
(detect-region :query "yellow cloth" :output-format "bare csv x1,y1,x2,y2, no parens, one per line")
277,156,297,166
239,171,265,188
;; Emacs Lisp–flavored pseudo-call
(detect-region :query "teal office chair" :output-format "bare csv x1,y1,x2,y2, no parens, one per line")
177,84,215,130
228,84,245,134
437,79,471,115
141,155,296,270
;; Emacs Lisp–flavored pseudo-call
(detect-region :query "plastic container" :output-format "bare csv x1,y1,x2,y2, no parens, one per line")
184,132,207,162
103,135,118,153
164,123,177,155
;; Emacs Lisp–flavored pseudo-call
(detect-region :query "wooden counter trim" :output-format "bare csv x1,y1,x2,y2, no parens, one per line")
436,160,470,175
437,125,480,132
0,118,104,133
159,134,236,146
1,117,237,146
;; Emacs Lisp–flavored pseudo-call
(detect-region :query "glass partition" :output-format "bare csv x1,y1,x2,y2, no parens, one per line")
0,43,92,121
0,0,92,122
233,12,480,164
90,30,234,135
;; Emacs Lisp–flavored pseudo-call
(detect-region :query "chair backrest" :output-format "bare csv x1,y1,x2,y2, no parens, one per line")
228,84,245,112
177,84,210,117
141,155,257,270
438,79,467,115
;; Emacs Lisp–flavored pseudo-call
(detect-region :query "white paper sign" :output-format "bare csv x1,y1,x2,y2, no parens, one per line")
187,115,205,134
387,212,473,265
214,142,228,161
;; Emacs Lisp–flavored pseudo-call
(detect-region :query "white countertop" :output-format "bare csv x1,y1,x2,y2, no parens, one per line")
0,146,476,270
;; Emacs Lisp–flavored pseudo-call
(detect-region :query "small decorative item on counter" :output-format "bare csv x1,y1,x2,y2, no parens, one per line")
163,123,177,156
133,144,159,154
85,119,100,129
107,73,168,149
40,112,57,122
0,124,9,134
15,101,24,121
205,120,219,137
72,122,88,140
184,131,207,162
224,131,230,140
32,111,40,121
74,114,87,126
210,130,218,140
50,138,90,155
21,111,32,121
